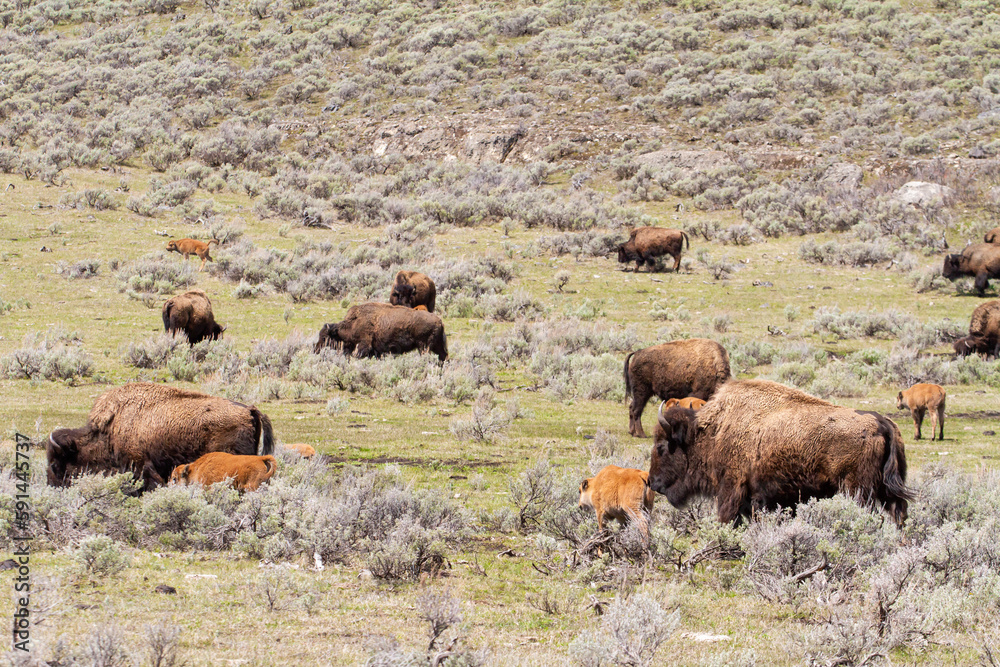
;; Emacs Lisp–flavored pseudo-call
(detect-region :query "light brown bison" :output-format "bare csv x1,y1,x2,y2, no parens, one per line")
624,338,730,438
47,382,274,490
169,453,277,492
389,270,437,312
897,383,945,441
649,380,912,526
986,228,1000,244
163,289,224,345
662,397,707,411
579,465,654,543
617,227,689,272
282,442,316,458
314,302,447,361
166,237,218,271
942,243,1000,295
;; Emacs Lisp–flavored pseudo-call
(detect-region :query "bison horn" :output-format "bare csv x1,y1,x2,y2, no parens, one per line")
657,400,667,420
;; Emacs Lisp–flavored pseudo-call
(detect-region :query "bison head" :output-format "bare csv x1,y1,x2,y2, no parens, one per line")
314,323,342,353
648,405,697,506
210,323,226,341
616,243,637,264
954,335,992,357
578,478,594,511
165,240,179,253
389,282,415,307
47,428,85,486
941,253,963,278
168,464,190,485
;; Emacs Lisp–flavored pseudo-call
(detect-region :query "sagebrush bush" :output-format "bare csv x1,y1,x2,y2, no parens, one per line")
1,331,94,382
73,535,130,576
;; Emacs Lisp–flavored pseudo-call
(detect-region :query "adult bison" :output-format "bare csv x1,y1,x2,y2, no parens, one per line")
954,300,1000,357
389,270,436,312
617,227,689,272
163,290,224,345
47,383,274,490
314,302,447,361
649,380,912,526
942,243,1000,295
624,338,730,437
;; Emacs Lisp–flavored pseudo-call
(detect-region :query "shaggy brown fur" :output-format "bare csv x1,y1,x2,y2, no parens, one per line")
166,238,218,271
47,382,274,490
579,465,654,543
169,453,277,492
942,243,1000,295
389,270,437,312
617,227,689,272
897,383,946,441
314,302,447,361
662,397,707,411
986,228,1000,244
162,289,224,345
954,335,995,357
624,338,730,438
283,442,316,458
649,380,912,526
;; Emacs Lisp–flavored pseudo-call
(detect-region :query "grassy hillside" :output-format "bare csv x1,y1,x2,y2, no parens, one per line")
2,0,1000,664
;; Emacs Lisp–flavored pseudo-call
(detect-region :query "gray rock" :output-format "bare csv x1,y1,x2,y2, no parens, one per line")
892,181,954,207
821,162,863,189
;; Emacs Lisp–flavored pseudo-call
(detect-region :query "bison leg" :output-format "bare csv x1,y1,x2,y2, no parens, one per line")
975,272,990,295
716,479,749,525
141,462,166,492
937,405,945,441
912,408,925,440
635,255,644,272
628,385,653,438
672,252,681,272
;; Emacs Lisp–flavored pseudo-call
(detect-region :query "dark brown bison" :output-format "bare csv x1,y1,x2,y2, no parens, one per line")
624,338,730,438
47,382,274,490
954,300,1000,357
954,335,995,357
942,243,1000,295
617,227,689,272
163,290,224,345
985,227,1000,244
314,302,447,361
389,270,437,312
649,380,912,526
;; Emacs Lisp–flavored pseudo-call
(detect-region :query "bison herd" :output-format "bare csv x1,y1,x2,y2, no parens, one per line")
45,227,999,539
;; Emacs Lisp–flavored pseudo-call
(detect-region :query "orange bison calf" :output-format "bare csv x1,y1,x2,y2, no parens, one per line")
166,238,218,271
617,227,689,272
650,380,912,526
579,465,654,542
282,442,316,458
897,383,946,441
170,452,277,492
662,397,707,411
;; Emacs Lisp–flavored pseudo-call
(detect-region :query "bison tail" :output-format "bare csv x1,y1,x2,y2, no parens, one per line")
681,230,690,250
262,455,278,479
252,408,275,456
623,351,636,402
882,433,913,503
162,302,173,333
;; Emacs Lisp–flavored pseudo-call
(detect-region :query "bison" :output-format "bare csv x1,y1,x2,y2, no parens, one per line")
166,237,218,271
47,382,274,490
169,453,277,492
617,227,689,272
954,335,995,357
282,442,316,458
662,397,706,411
163,289,224,345
315,302,447,361
986,228,1000,244
942,243,1000,295
389,270,437,312
649,380,912,526
624,338,730,438
579,465,654,544
897,383,945,441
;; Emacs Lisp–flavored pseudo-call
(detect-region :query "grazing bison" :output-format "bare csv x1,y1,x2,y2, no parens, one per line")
163,290,224,345
282,442,316,458
47,382,274,490
986,228,1000,244
617,227,689,272
314,302,447,361
897,383,945,441
953,300,1000,357
166,237,218,271
954,335,995,357
579,465,654,543
389,270,437,312
649,380,912,526
624,338,730,438
942,243,1000,295
170,453,277,492
662,397,707,411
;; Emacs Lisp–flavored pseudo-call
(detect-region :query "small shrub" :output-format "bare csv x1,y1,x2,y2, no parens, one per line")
56,259,101,279
569,594,680,667
73,535,130,576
